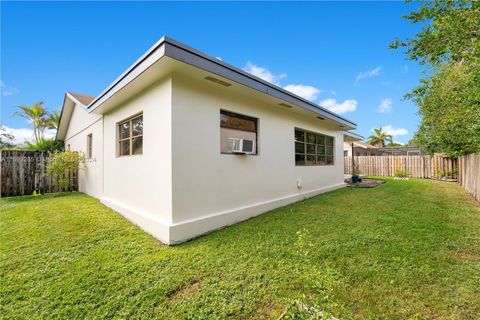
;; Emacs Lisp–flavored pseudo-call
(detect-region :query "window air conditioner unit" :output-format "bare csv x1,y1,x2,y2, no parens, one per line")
228,138,255,154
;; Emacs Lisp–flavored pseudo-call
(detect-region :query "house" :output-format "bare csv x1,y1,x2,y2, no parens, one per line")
343,141,382,156
343,142,424,157
375,146,424,156
56,37,362,244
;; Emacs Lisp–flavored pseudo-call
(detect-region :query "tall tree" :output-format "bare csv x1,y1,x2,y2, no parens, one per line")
46,110,61,131
15,102,61,145
367,127,393,147
15,101,48,143
391,0,480,156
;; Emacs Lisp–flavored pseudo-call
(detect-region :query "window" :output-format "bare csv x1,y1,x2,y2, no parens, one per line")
118,114,143,156
86,134,93,159
295,128,334,166
220,110,257,154
344,150,348,157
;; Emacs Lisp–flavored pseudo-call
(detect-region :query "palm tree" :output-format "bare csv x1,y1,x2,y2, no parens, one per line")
16,101,47,142
367,127,393,147
46,110,61,131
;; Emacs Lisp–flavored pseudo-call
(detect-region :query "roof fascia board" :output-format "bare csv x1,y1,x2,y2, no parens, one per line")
86,36,356,129
344,131,364,141
56,93,69,140
87,38,167,112
163,38,356,128
56,94,76,141
56,93,93,140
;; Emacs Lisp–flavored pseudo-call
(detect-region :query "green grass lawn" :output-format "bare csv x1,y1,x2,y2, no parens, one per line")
1,179,480,319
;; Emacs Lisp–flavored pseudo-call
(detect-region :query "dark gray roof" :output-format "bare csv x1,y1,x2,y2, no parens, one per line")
86,36,357,129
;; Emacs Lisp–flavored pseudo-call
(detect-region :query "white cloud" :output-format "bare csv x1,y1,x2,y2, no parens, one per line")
3,126,55,144
378,98,392,113
354,66,381,85
402,65,409,74
243,61,286,85
215,56,223,61
382,125,408,137
320,98,357,114
1,80,19,96
283,84,321,101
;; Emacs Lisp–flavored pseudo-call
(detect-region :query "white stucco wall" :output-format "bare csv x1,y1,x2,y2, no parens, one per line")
64,104,104,198
100,77,173,243
169,74,345,243
64,73,348,244
344,142,353,157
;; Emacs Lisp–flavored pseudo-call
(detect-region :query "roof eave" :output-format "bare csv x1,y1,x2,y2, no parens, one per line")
344,131,364,142
86,36,357,129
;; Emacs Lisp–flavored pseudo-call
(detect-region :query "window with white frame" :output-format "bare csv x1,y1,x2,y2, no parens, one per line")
118,114,143,156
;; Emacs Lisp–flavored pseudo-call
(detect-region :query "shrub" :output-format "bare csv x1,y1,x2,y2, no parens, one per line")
394,169,410,178
46,151,85,190
25,138,64,152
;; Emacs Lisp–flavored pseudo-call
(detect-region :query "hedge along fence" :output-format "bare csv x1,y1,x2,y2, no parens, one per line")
458,153,480,202
0,150,78,197
344,155,459,179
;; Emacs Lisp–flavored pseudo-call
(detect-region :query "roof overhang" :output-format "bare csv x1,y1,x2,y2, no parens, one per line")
85,36,357,130
56,92,90,141
344,131,364,142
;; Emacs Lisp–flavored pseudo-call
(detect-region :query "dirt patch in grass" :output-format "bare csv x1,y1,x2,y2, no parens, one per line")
168,278,202,302
345,178,385,188
449,250,480,263
248,299,284,320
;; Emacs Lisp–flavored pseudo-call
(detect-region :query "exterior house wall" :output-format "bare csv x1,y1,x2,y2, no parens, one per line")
64,73,349,244
343,142,353,157
169,74,345,243
64,104,104,198
100,76,173,243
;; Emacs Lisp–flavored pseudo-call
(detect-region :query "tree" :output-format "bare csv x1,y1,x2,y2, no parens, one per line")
390,0,479,66
46,110,61,131
386,142,403,147
24,139,64,152
15,101,48,143
408,59,480,156
391,0,480,156
0,124,15,148
46,151,84,191
367,127,393,147
14,101,62,150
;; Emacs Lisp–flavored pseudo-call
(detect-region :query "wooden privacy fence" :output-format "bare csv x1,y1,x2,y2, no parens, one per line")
0,150,78,197
344,155,459,179
458,153,480,202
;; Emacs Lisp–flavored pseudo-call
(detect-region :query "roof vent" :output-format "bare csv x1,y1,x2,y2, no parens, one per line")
204,76,232,87
278,103,293,109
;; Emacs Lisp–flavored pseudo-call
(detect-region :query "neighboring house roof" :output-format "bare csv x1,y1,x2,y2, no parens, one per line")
353,141,376,149
344,131,364,142
57,36,360,140
68,92,95,106
343,141,375,149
